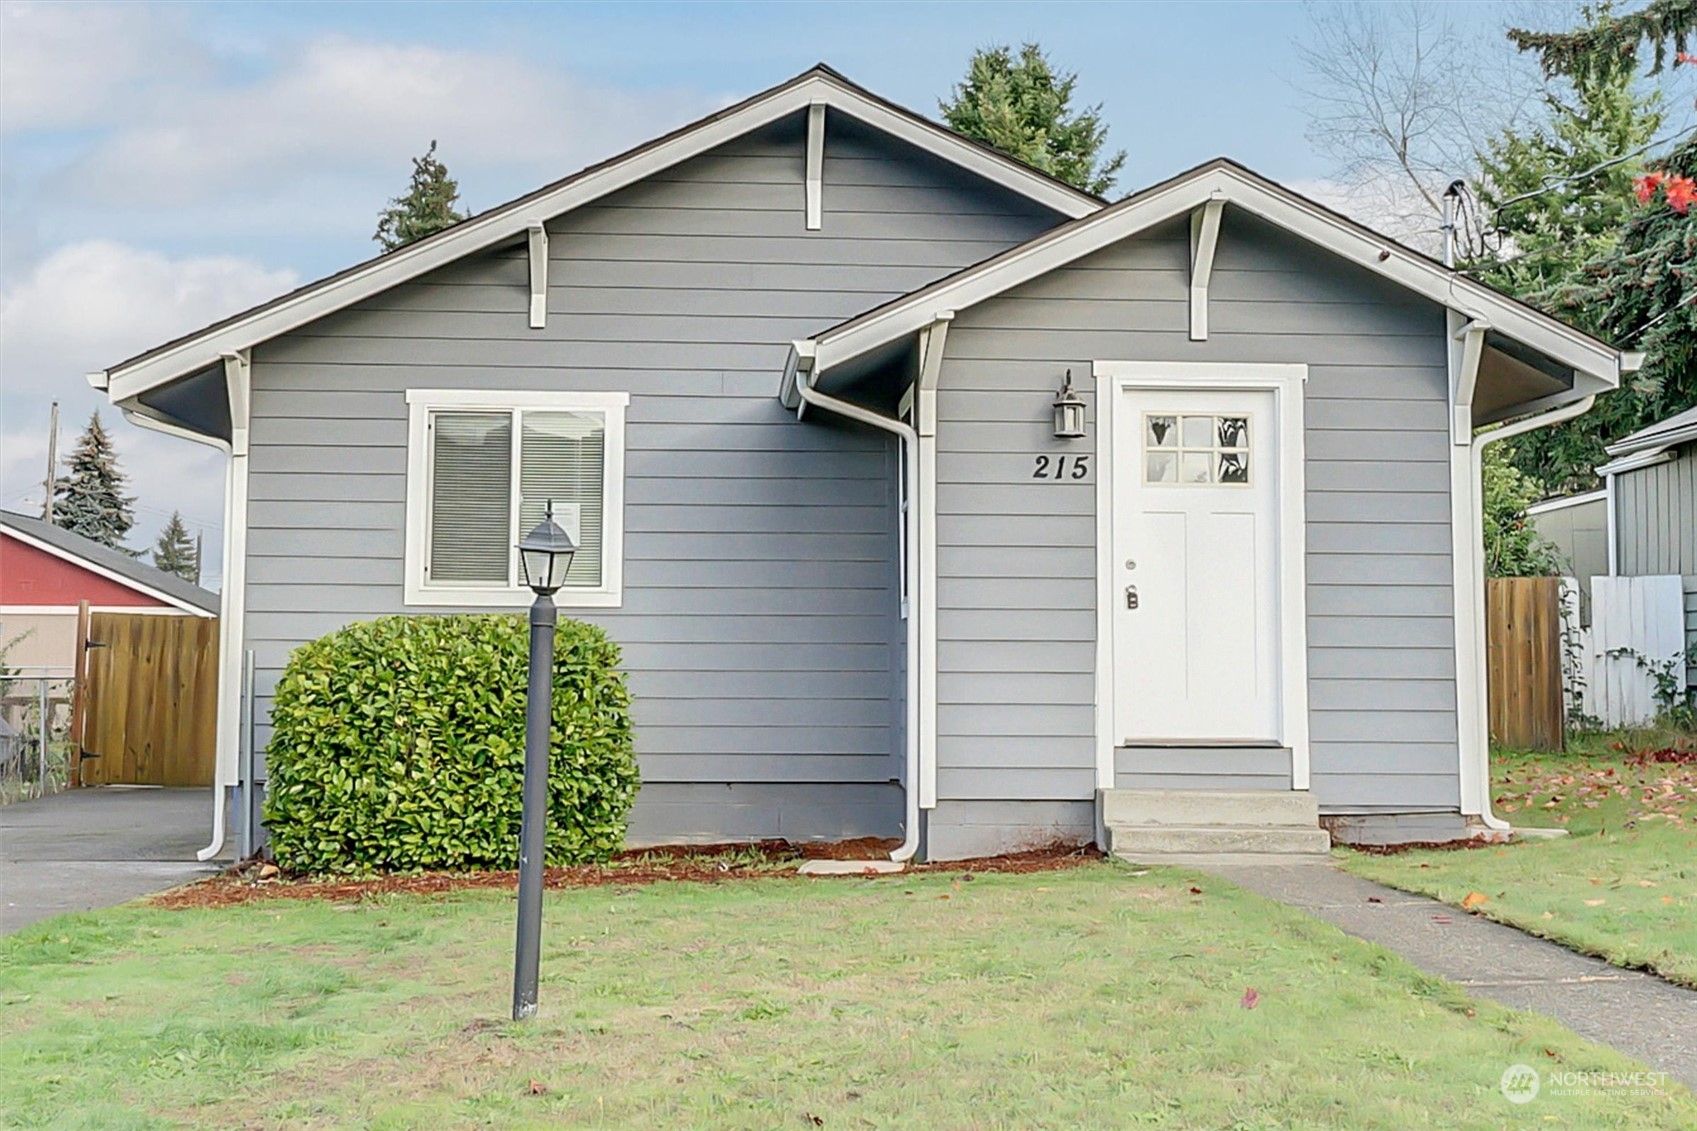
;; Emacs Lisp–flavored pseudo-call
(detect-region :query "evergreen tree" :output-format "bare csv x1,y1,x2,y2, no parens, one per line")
52,411,136,552
940,44,1126,196
152,511,199,583
1469,60,1663,302
1509,0,1694,81
374,140,469,251
1483,443,1563,577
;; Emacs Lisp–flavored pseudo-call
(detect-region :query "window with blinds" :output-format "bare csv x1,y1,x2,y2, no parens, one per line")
425,407,607,589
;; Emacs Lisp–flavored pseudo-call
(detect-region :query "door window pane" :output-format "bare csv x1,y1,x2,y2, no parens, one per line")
1142,412,1252,486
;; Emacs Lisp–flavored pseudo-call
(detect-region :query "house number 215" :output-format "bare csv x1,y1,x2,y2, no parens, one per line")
1032,455,1090,480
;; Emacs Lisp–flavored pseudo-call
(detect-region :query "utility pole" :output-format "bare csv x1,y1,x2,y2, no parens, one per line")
42,401,59,523
194,530,204,586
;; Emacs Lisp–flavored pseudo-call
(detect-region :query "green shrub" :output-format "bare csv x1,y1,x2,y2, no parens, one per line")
263,614,637,873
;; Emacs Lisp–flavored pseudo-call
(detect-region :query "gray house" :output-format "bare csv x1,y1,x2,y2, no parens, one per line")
88,67,1633,862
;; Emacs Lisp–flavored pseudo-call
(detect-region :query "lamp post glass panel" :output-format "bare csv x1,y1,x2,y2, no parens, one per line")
512,502,576,1021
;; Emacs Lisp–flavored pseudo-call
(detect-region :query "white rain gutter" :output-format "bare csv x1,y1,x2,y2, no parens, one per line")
1467,393,1596,831
116,401,234,862
786,343,922,863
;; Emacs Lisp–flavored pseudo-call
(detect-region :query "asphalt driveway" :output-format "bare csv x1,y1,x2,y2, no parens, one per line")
0,787,228,934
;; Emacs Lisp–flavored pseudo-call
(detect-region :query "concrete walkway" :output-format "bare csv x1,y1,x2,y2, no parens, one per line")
1202,860,1697,1092
1,787,226,934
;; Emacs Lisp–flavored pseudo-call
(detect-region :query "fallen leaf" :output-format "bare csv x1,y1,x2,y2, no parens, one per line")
1188,886,1203,895
1366,896,1383,904
527,1080,547,1096
805,1115,824,1127
1240,987,1260,1010
1663,896,1676,905
1542,911,1555,919
1461,892,1489,911
1637,880,1658,888
257,863,280,880
1584,899,1606,907
937,894,950,901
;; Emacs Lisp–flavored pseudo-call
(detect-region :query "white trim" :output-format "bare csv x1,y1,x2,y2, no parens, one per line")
1605,472,1619,576
402,389,628,608
1595,448,1676,477
0,604,203,616
913,315,951,811
1451,319,1488,444
1524,488,1607,516
805,101,825,231
1187,195,1225,341
1092,361,1310,791
0,525,215,617
811,165,1622,385
101,70,1098,404
527,222,548,329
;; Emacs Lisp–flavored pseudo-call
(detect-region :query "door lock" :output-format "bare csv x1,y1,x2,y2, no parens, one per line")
1125,585,1139,610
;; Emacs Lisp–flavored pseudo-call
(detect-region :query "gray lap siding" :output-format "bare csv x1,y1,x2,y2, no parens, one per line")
935,211,1461,818
242,114,1062,842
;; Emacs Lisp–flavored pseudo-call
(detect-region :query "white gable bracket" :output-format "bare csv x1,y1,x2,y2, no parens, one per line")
222,350,251,456
1450,318,1489,445
527,222,548,329
805,102,826,231
915,311,953,437
1188,195,1226,341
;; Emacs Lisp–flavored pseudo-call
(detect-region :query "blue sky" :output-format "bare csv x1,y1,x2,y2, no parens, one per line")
0,1,1599,583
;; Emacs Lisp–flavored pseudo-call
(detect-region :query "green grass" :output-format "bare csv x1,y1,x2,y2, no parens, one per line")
1341,728,1697,987
3,865,1691,1129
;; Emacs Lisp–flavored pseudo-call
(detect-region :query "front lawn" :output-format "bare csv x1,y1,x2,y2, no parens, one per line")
1341,729,1697,987
3,864,1690,1129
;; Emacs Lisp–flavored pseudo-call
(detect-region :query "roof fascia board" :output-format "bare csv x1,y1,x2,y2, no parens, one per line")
813,167,1620,384
104,72,1098,405
1605,421,1697,459
0,524,214,615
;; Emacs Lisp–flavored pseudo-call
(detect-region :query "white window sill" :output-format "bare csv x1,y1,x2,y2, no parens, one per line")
404,584,623,609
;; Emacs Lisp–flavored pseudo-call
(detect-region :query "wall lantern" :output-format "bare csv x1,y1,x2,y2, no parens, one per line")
511,501,577,1021
1052,370,1086,439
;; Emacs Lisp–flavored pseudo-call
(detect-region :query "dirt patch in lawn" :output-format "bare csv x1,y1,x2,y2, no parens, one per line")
150,840,1102,910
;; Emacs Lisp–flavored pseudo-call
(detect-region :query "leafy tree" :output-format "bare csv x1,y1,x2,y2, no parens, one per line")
1483,443,1563,577
152,511,199,583
940,44,1125,195
1469,57,1663,302
52,411,135,552
374,140,468,251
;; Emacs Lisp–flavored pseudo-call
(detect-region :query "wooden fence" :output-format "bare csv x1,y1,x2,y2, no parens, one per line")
75,611,219,786
1486,577,1565,752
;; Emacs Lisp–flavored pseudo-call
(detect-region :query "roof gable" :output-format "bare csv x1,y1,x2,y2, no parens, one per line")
0,511,218,615
802,159,1624,388
98,65,1102,404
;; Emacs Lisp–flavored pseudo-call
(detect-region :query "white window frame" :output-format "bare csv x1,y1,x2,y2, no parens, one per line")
404,389,628,608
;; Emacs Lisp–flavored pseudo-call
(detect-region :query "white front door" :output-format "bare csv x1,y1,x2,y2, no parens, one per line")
1113,387,1281,743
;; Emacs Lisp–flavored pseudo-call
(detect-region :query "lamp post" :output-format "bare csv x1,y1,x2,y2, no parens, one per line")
513,501,576,1021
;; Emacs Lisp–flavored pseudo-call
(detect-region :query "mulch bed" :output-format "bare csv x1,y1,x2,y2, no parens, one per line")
151,840,1102,910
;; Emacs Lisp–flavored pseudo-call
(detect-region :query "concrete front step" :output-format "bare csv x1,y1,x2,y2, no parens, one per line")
1106,824,1332,858
1099,788,1320,828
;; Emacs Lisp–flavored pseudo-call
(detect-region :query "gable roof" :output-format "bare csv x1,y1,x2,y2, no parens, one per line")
800,158,1626,387
0,510,219,615
1606,404,1697,457
96,64,1103,405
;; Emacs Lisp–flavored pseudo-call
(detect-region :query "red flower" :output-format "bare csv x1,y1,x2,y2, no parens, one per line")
1665,175,1697,215
1677,52,1697,66
1634,172,1665,205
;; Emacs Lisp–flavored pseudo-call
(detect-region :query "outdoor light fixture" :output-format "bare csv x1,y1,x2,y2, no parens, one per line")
1052,370,1086,439
512,502,577,1021
518,503,578,595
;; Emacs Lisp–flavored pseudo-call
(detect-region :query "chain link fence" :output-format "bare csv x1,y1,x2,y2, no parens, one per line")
1,669,75,805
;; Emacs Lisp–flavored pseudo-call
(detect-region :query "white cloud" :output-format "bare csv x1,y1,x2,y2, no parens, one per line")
60,36,714,210
1,242,296,583
0,3,203,134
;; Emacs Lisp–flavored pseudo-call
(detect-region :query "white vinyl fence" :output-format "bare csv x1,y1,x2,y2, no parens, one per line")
1562,575,1688,728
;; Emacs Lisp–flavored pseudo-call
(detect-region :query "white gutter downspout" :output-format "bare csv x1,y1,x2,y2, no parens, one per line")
107,351,251,864
1466,393,1596,832
787,342,923,863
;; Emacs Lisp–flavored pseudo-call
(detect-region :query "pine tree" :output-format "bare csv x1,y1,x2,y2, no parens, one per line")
52,411,136,552
152,511,199,583
940,44,1126,196
374,140,469,251
1470,62,1663,302
1509,0,1694,81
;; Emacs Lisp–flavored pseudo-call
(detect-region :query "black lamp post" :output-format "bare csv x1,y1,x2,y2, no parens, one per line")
512,501,576,1021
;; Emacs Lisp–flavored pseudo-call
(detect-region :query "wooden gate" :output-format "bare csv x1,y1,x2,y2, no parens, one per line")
1486,577,1565,752
76,612,219,786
